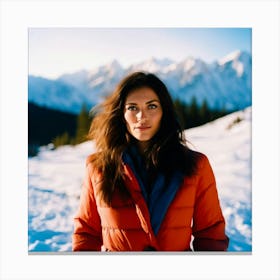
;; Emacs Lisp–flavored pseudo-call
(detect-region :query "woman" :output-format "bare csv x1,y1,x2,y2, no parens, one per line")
72,72,229,251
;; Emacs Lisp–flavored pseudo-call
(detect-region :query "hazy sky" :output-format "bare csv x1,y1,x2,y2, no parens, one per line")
29,28,251,79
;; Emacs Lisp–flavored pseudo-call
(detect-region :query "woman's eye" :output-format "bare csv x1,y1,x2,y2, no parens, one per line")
127,106,138,111
148,104,157,109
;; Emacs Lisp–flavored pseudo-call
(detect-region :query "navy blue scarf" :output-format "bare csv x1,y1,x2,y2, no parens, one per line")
122,145,184,236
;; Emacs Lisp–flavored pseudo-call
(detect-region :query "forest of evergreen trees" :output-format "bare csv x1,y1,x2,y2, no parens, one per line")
28,96,230,157
173,96,229,129
28,102,91,156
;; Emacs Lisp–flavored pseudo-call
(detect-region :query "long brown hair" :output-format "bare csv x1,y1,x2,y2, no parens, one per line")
88,72,198,205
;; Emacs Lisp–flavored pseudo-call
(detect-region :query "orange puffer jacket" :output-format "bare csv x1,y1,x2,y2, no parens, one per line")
72,152,229,251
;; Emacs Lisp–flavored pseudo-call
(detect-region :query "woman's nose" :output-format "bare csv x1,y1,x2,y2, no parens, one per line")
136,109,147,121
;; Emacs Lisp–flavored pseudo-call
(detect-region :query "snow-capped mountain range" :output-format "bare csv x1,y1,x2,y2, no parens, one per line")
28,50,252,114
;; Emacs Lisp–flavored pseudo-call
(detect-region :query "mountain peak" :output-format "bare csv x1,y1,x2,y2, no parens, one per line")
218,50,242,66
180,56,206,72
217,50,251,77
29,50,252,114
107,59,122,69
129,57,174,73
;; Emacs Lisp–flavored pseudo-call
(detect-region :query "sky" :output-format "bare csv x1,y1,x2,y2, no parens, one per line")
28,28,251,79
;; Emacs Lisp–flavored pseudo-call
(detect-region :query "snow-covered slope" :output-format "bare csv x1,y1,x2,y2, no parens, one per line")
186,107,252,251
28,50,251,114
28,107,252,252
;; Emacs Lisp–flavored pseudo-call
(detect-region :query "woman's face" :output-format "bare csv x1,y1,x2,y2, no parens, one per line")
124,87,163,149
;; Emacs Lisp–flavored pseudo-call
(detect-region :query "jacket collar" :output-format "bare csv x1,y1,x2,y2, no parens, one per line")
122,148,184,236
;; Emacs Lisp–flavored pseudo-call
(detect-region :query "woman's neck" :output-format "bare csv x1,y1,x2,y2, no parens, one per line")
137,141,150,156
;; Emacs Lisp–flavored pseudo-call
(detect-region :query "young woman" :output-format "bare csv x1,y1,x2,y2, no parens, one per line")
72,72,229,251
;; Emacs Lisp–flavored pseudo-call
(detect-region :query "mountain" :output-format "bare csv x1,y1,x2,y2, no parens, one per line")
28,50,251,114
28,76,85,114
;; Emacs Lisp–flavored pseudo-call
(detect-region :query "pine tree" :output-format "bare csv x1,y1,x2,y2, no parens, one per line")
74,103,91,144
188,96,199,127
200,99,210,125
53,131,70,148
174,98,188,129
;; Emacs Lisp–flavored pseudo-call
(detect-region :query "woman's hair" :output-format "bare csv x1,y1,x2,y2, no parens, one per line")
88,71,198,205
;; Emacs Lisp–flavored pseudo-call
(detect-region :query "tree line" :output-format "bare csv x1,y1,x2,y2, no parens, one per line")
52,103,92,148
173,96,229,129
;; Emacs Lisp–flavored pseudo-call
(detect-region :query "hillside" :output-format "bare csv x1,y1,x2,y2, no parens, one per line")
28,102,77,156
28,107,252,252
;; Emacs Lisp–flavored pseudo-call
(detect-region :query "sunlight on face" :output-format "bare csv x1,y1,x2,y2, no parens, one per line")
124,87,163,150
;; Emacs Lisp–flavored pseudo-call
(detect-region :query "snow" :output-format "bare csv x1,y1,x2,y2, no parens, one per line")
218,50,241,66
28,107,252,252
218,50,245,77
29,50,252,114
186,107,252,251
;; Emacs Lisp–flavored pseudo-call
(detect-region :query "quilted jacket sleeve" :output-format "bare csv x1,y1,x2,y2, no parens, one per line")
72,163,102,251
192,154,229,251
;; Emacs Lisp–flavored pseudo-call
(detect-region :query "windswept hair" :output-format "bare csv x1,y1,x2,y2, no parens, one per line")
88,71,198,205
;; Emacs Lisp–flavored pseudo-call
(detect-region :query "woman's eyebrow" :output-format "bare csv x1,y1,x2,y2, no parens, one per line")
125,102,137,105
125,99,160,105
146,99,160,104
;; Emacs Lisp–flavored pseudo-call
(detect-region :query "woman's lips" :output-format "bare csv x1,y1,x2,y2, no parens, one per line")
135,126,151,130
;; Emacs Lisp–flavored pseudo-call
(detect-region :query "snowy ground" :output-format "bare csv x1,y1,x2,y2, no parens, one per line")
28,107,252,252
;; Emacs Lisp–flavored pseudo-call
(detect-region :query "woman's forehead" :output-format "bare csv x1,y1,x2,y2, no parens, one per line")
125,87,160,103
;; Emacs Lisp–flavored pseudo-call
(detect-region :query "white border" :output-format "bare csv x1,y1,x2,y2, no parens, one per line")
1,1,279,279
